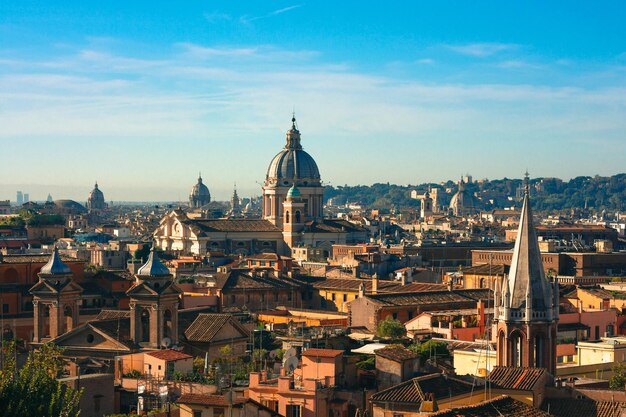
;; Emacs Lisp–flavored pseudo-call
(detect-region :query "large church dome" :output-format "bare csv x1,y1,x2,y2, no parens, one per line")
87,182,106,210
266,117,321,186
189,174,211,208
450,179,479,216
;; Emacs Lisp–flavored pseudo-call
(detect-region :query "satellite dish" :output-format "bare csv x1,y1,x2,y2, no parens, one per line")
161,337,172,348
284,356,299,374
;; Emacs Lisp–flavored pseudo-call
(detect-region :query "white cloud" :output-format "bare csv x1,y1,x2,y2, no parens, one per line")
445,42,518,57
240,4,304,24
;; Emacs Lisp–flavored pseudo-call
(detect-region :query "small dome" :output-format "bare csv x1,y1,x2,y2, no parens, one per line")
266,117,321,185
287,184,302,198
40,247,72,276
137,245,171,278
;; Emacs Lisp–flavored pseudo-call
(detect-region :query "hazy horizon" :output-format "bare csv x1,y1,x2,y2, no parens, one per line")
2,171,624,204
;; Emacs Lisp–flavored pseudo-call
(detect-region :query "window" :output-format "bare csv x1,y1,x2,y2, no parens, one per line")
392,312,398,320
194,411,202,417
86,333,95,343
331,293,336,301
2,304,8,314
214,408,225,417
343,294,348,302
286,405,301,417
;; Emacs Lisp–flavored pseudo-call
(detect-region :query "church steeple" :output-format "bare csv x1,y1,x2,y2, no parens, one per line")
495,172,558,374
503,172,553,316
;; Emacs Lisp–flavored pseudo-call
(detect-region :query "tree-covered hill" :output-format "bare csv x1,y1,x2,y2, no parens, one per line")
324,173,626,212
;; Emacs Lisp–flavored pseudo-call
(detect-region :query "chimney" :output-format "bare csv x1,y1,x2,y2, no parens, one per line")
419,393,438,413
372,274,378,294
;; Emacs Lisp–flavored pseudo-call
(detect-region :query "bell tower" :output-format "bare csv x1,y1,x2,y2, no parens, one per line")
282,184,306,250
30,247,83,342
127,244,181,348
494,173,559,374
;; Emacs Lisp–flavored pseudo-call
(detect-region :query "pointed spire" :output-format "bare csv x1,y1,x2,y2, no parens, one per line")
505,172,553,315
198,172,202,182
94,181,99,189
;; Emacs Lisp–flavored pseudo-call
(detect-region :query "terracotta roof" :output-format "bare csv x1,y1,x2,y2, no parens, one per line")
366,289,491,307
94,309,131,320
304,219,365,234
578,287,614,300
542,398,626,417
370,373,473,405
187,219,281,233
177,394,246,407
312,278,445,294
462,264,508,276
431,395,550,417
146,349,192,361
1,254,80,264
374,346,419,362
488,366,548,391
213,270,305,291
184,313,249,343
302,348,343,358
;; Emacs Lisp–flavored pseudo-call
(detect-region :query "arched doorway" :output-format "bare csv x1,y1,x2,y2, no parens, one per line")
510,330,525,367
534,334,545,368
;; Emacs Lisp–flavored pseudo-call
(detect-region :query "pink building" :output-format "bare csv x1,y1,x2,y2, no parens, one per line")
248,348,356,417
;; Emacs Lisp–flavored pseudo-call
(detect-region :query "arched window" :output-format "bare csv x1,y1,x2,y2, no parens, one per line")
2,268,18,284
285,211,290,223
534,334,544,368
295,211,301,223
43,305,51,338
2,326,13,341
163,309,172,339
64,305,73,333
498,331,506,366
479,278,486,288
510,331,524,367
140,309,150,343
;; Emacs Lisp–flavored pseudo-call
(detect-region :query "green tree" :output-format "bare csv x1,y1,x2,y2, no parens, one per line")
377,317,407,339
0,342,83,417
408,340,450,360
610,363,626,390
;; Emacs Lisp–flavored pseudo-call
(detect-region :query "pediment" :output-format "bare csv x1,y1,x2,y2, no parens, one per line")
126,282,159,296
51,323,131,352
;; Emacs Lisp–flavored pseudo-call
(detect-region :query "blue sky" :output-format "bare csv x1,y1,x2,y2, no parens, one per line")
1,1,625,202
